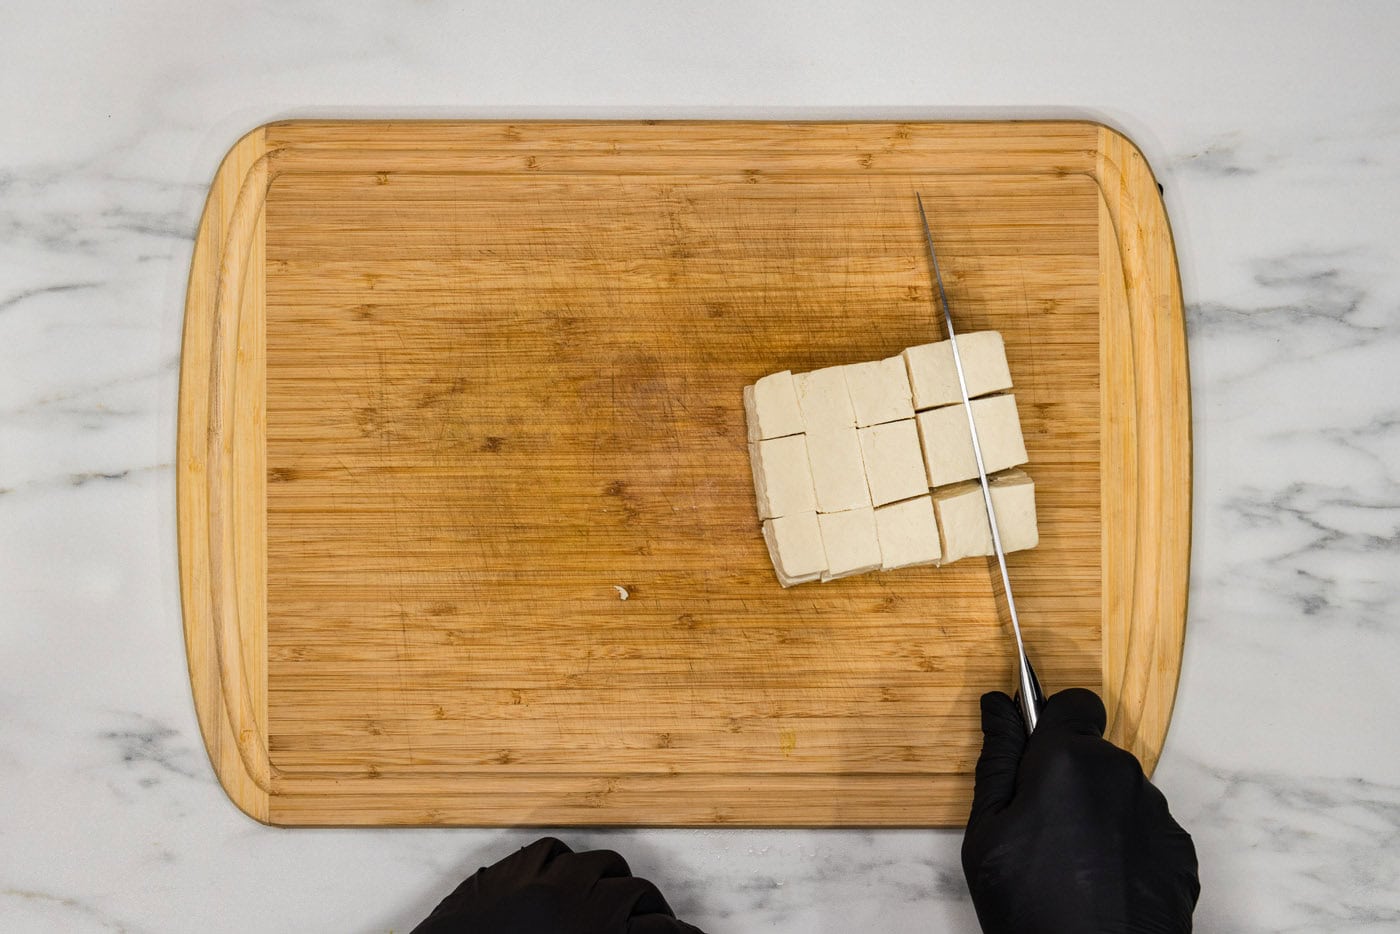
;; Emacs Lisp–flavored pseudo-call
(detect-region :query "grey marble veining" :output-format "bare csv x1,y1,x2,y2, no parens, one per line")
3,2,1400,931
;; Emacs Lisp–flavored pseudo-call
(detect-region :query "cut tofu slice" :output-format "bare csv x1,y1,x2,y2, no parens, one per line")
817,507,882,581
932,470,1040,565
743,370,805,442
874,496,942,570
762,511,827,587
857,419,928,507
749,435,818,520
932,482,994,564
794,366,856,433
806,428,871,513
903,331,1013,410
989,468,1039,553
844,356,914,427
915,394,1029,487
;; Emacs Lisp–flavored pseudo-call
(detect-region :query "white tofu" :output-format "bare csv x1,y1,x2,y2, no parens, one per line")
817,507,882,581
762,511,827,587
903,331,1013,410
749,434,818,520
915,394,1029,487
857,419,928,507
874,495,942,570
806,428,871,513
794,366,856,433
844,356,914,427
743,370,805,442
932,470,1039,565
989,468,1039,553
932,482,993,564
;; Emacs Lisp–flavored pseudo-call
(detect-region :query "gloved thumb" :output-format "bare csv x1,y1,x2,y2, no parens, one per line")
968,691,1027,824
1035,688,1107,738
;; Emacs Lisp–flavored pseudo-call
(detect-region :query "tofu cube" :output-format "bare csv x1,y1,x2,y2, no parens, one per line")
857,419,928,507
844,356,914,427
743,370,805,442
989,468,1039,553
794,366,856,433
817,507,882,581
749,434,817,520
874,495,942,570
903,331,1013,410
806,428,871,513
915,394,1029,488
932,482,994,564
762,511,827,587
932,470,1039,565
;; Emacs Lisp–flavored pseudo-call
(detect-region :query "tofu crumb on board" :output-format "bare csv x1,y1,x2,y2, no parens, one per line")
844,356,914,427
857,419,928,507
749,434,818,520
743,370,805,442
915,393,1028,488
818,507,882,581
903,331,1012,410
762,511,827,587
806,427,871,513
874,496,942,570
741,331,1036,588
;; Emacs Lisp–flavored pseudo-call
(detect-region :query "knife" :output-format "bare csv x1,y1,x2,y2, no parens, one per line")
915,193,1048,732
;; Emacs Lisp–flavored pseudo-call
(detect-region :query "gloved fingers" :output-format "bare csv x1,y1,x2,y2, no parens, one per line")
1034,687,1107,738
589,875,675,923
434,836,572,911
543,845,634,890
629,914,707,934
968,691,1028,823
489,837,573,885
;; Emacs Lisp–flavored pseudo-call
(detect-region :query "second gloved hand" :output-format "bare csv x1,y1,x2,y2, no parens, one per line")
412,836,704,934
962,688,1199,934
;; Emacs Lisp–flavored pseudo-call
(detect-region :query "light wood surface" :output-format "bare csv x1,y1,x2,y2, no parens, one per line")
177,121,1190,826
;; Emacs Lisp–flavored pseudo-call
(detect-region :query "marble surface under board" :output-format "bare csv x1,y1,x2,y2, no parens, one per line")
2,2,1398,931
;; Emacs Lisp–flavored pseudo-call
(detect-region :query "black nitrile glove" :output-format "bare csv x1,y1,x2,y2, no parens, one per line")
411,836,704,934
962,688,1199,934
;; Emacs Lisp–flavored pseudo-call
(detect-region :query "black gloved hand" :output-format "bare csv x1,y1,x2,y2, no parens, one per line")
411,836,704,934
962,688,1199,934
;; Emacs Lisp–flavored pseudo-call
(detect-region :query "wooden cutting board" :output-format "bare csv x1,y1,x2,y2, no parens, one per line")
178,121,1189,827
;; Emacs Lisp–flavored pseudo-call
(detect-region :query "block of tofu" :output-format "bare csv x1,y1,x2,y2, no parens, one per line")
844,356,914,427
743,370,805,442
903,331,1013,410
806,428,870,513
749,435,817,520
874,495,942,570
817,507,882,581
989,468,1039,553
857,419,928,507
794,366,856,433
931,482,993,564
762,511,827,587
915,394,1029,487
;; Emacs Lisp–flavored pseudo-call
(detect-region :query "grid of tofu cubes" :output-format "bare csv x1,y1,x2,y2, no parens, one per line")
744,331,1039,587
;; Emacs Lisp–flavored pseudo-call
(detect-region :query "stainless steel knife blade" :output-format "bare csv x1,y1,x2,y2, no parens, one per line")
915,192,1047,731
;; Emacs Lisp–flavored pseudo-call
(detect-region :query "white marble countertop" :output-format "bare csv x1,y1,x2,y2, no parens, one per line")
4,2,1399,930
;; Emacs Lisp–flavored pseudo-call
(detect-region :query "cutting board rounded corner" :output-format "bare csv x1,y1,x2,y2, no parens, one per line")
177,123,276,824
1088,122,1191,776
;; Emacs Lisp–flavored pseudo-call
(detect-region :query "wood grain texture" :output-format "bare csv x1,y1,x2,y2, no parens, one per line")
177,121,1190,826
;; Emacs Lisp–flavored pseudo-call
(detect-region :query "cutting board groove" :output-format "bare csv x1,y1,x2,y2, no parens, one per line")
178,121,1189,826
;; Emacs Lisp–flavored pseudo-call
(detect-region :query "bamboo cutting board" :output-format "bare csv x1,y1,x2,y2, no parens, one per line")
178,121,1189,827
